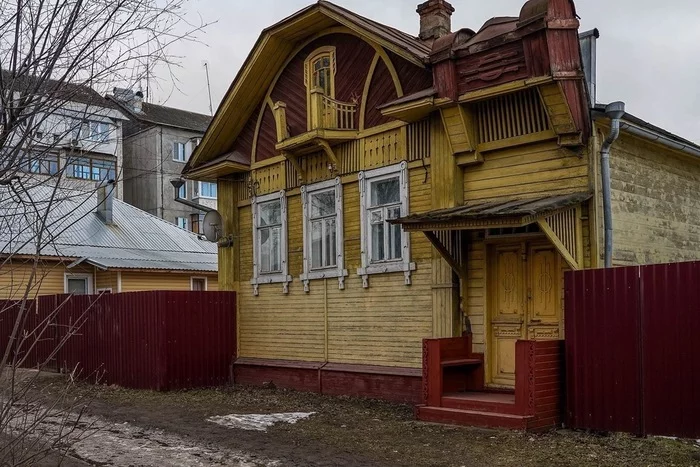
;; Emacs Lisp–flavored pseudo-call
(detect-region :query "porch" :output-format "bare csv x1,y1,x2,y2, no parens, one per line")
417,334,564,431
393,193,586,430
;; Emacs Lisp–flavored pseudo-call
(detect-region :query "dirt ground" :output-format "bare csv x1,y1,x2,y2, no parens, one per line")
12,372,700,466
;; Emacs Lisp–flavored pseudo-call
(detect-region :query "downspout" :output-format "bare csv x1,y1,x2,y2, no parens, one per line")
600,102,626,268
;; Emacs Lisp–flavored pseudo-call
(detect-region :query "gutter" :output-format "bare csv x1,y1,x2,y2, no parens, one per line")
619,122,700,159
599,102,626,269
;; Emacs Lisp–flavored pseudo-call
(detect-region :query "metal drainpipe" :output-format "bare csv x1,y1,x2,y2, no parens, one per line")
600,102,626,268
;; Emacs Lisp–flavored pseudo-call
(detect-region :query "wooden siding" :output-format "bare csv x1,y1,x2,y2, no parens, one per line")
231,106,260,162
364,58,398,129
0,261,93,299
120,272,219,293
237,167,435,368
388,50,433,96
605,131,700,265
463,141,589,202
255,105,277,162
95,271,119,291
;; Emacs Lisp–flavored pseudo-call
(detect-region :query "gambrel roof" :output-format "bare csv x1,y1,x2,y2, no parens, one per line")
184,1,431,174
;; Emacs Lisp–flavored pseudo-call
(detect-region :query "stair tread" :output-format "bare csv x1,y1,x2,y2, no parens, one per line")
440,358,482,367
418,405,533,420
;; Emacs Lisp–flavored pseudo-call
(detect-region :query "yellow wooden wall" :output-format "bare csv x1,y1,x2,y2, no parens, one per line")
237,166,434,368
592,129,700,266
0,260,93,300
463,141,589,201
95,271,119,291
120,272,219,293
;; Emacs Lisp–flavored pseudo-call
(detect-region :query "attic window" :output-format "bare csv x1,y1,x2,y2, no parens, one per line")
305,47,336,98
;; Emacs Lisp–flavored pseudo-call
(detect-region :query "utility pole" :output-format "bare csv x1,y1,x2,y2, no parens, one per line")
203,62,213,116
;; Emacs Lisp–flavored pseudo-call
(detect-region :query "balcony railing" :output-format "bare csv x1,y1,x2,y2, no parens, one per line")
274,89,358,145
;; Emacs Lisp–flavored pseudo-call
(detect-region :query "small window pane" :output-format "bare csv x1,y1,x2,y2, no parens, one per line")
310,191,335,218
260,201,281,226
270,227,281,272
67,278,88,295
260,228,271,273
311,221,323,269
371,223,385,262
389,223,402,260
192,278,206,291
325,218,337,267
370,177,400,206
370,209,383,224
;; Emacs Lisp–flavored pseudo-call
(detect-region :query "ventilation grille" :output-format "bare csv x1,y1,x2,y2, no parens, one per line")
476,88,550,144
407,118,431,162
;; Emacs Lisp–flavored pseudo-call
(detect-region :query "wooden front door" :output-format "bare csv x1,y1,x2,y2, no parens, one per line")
488,242,562,387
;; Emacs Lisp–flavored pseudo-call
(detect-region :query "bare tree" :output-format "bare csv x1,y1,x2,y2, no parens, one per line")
0,0,207,464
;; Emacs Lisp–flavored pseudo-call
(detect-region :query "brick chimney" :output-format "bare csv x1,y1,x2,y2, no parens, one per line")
416,0,455,41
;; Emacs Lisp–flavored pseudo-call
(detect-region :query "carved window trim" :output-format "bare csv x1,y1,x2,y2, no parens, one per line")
251,190,292,295
300,177,348,292
357,161,415,288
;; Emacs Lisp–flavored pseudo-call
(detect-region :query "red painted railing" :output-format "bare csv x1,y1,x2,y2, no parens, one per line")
0,291,236,391
565,261,700,438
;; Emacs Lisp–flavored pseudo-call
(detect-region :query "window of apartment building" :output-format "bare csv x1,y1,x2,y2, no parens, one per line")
176,182,187,199
251,191,290,295
67,157,116,181
20,152,59,176
358,162,415,287
73,120,110,143
176,217,188,230
191,277,207,291
196,181,217,199
300,178,347,291
64,273,92,295
190,213,204,234
173,142,187,162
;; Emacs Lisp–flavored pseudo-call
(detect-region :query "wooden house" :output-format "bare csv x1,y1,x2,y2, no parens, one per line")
185,0,700,429
0,183,218,300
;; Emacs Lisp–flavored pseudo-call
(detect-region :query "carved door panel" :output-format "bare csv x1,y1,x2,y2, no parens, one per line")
489,245,526,387
527,245,562,340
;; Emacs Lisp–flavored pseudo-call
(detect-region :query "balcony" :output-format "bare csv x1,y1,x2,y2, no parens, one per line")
275,88,358,156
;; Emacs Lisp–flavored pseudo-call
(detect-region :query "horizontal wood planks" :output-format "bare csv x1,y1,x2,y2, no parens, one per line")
0,261,93,299
237,167,434,368
463,141,589,201
120,272,218,293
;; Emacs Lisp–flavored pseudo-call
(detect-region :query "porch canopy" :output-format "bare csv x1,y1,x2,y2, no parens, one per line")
393,192,592,271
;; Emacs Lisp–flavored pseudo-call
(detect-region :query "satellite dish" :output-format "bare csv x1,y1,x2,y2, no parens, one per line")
203,210,223,243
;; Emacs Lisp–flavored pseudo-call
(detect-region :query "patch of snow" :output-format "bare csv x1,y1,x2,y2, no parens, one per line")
4,402,279,466
207,412,316,432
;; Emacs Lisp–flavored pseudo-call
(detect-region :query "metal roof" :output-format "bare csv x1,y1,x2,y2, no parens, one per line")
0,184,217,272
112,99,213,133
394,193,592,229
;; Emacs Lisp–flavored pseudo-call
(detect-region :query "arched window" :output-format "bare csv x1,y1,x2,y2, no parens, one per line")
312,55,332,96
305,47,336,98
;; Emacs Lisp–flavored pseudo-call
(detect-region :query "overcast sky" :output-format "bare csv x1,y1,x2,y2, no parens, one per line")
153,0,700,142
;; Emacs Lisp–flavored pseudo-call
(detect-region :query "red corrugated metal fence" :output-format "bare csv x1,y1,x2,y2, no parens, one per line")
0,291,236,391
565,261,700,438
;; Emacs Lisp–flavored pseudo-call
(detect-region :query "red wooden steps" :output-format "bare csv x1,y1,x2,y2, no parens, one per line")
416,405,534,430
441,392,523,416
440,358,483,367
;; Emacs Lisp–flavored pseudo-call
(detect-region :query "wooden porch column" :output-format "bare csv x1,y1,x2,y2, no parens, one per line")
430,114,464,338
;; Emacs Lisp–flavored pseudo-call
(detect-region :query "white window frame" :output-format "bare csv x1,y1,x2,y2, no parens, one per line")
173,142,187,162
176,217,188,230
96,288,112,294
251,190,291,295
300,177,348,292
64,273,93,295
190,277,208,291
197,181,218,199
358,161,415,288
